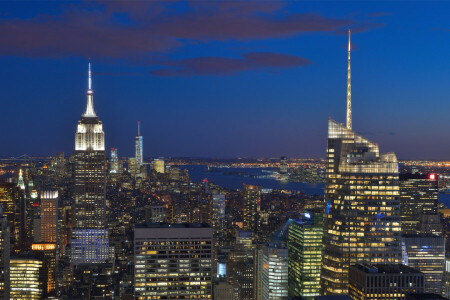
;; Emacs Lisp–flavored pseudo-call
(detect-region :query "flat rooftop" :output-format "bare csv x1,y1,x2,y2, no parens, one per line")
352,263,421,274
135,222,211,229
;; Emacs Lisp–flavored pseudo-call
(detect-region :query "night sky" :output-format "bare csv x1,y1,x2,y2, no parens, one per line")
1,1,450,160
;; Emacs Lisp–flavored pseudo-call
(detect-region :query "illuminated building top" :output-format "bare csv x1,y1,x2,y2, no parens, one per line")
75,60,105,151
347,29,352,130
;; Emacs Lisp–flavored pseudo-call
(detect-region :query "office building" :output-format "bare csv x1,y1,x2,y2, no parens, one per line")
242,184,261,241
10,257,44,299
288,212,323,298
144,205,165,223
31,243,57,297
402,235,445,294
321,30,402,295
259,243,288,300
71,60,109,264
154,159,165,174
134,223,213,299
349,263,424,300
400,173,439,235
228,242,254,300
110,148,119,174
40,190,57,243
0,205,10,299
214,279,234,300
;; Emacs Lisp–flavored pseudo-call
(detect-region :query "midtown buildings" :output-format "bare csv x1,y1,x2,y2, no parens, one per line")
259,243,288,300
0,205,10,299
243,184,261,242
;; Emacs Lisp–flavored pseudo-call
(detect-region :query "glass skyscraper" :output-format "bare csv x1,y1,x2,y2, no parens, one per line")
288,212,323,298
321,119,402,295
71,61,109,264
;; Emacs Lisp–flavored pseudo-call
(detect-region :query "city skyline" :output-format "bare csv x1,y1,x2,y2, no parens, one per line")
1,1,450,159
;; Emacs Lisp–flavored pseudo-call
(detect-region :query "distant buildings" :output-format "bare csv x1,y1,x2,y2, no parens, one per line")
134,223,213,299
154,159,165,174
0,205,10,299
110,148,119,174
71,61,109,264
288,212,323,298
349,263,425,300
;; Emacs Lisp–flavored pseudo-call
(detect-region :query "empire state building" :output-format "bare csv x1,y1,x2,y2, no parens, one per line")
71,61,109,264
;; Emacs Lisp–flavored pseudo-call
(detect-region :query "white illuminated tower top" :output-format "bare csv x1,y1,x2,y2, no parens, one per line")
346,29,352,130
75,59,105,151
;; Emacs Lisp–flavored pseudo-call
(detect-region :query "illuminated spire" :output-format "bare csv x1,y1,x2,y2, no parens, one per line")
346,29,352,130
83,58,96,117
138,121,140,136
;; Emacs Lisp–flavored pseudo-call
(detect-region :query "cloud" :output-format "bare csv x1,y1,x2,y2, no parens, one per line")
0,1,384,61
150,52,312,76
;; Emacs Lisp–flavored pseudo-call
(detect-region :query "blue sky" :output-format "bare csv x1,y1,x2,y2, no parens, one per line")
1,1,450,159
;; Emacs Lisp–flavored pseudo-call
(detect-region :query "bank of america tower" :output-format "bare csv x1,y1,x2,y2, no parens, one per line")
71,60,109,264
321,30,402,294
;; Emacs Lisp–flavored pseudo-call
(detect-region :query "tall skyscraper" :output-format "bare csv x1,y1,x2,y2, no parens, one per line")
71,60,109,264
321,31,402,295
153,158,165,174
259,243,288,300
400,173,439,235
212,194,226,248
134,223,213,299
40,190,57,243
288,212,323,298
135,121,143,169
242,184,261,241
110,148,119,174
0,205,10,299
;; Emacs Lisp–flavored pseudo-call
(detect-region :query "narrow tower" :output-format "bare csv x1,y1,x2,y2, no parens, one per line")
135,121,144,177
346,29,352,130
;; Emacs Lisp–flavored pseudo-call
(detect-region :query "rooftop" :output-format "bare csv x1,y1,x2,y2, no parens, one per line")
352,263,421,274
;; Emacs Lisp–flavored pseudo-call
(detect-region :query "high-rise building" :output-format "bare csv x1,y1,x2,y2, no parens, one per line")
134,223,213,299
144,205,165,223
242,184,261,241
229,242,254,300
349,263,425,300
288,212,323,298
31,243,57,297
400,173,439,235
10,256,44,299
321,30,402,295
259,243,288,300
0,182,20,249
0,205,10,299
71,60,109,264
135,121,143,176
110,148,119,174
153,159,165,174
40,190,57,243
280,156,288,174
402,235,445,294
212,194,226,248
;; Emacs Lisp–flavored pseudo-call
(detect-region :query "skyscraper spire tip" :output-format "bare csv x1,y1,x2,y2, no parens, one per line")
346,29,352,130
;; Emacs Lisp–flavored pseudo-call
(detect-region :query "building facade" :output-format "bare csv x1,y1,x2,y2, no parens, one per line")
399,173,439,235
288,212,323,298
402,235,445,295
134,223,213,299
260,243,288,300
0,205,10,299
10,257,43,299
242,184,261,241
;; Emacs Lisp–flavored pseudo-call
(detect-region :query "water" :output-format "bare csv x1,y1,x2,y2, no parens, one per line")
180,165,324,195
180,165,450,206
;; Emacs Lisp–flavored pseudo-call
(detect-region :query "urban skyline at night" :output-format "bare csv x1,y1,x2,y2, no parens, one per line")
1,1,450,159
